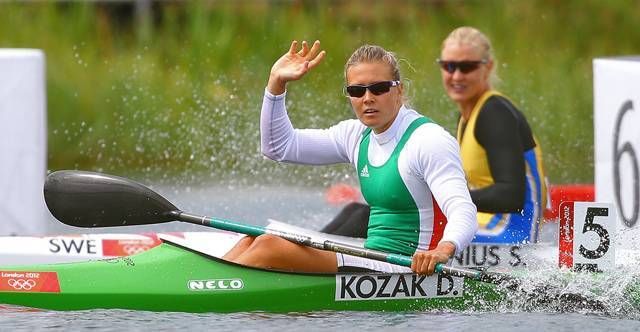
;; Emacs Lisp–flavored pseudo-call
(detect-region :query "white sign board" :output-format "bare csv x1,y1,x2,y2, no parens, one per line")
559,202,616,271
593,57,640,248
0,49,48,235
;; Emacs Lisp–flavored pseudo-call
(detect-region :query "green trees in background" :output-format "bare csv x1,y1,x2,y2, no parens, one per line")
1,0,638,185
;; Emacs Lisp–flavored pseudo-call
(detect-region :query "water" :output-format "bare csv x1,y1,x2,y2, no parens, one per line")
3,183,640,329
1,310,640,331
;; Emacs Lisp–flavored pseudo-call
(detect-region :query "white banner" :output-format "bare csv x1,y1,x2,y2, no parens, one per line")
0,49,47,235
593,57,640,248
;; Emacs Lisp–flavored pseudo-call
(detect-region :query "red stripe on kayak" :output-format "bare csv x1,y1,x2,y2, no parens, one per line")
0,271,60,293
428,198,447,250
558,201,575,268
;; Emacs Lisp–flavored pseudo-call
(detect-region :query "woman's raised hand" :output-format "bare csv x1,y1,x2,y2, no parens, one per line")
267,40,326,95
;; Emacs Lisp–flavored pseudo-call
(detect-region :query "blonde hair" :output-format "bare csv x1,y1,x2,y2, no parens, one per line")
443,26,501,86
344,44,401,82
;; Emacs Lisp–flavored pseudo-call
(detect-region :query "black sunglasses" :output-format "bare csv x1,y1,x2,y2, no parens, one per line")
345,80,401,98
437,59,488,74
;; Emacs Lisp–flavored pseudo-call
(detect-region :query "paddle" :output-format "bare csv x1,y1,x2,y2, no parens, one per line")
45,170,609,311
44,170,507,283
45,170,610,310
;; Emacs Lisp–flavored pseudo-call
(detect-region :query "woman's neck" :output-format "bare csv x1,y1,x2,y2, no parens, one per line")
458,88,490,121
458,98,478,122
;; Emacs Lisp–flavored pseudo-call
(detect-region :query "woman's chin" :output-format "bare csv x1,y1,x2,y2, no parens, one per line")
448,92,469,104
357,114,378,126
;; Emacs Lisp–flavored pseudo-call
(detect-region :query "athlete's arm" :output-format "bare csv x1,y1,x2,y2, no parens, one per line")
260,90,363,165
412,124,478,255
471,97,526,213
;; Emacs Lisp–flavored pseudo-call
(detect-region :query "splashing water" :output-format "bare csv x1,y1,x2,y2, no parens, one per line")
470,254,640,319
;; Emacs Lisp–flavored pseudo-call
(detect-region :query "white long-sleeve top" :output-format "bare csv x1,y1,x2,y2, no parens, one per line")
260,90,477,254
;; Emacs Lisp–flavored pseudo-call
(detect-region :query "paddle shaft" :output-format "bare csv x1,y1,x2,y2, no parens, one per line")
177,211,485,280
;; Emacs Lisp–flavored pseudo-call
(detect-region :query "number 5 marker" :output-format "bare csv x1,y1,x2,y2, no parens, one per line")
558,201,616,272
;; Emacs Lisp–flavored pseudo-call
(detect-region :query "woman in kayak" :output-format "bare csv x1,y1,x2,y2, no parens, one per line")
223,41,477,275
439,26,547,244
322,27,547,245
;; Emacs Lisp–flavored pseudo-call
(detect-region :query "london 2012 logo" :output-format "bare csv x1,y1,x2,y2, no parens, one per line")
0,271,61,293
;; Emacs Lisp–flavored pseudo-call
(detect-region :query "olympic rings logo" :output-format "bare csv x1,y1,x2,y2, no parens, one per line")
7,279,37,290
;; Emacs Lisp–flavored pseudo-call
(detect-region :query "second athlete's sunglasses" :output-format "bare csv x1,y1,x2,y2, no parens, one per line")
345,80,401,98
437,59,488,74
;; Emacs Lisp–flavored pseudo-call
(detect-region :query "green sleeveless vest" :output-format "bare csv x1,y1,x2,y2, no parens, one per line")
358,117,431,256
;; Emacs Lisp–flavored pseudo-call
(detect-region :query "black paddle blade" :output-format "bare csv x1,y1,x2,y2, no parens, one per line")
44,170,180,227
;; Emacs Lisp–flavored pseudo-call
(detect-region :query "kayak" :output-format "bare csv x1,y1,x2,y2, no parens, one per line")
4,170,632,314
0,240,502,313
2,239,640,314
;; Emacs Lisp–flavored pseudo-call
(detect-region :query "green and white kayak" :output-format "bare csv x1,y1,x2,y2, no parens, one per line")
0,240,501,313
3,170,632,314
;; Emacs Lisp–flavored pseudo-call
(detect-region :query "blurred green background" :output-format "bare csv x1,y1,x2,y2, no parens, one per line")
1,0,638,187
